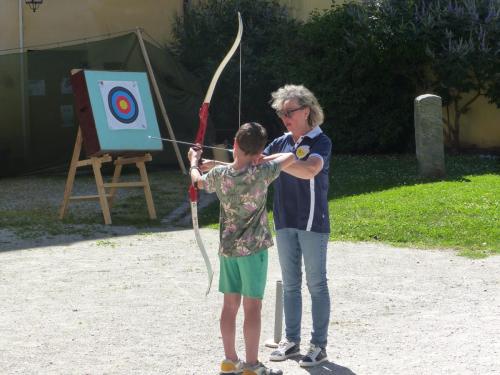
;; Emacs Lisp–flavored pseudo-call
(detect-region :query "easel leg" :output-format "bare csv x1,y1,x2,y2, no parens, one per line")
137,159,157,219
108,157,123,209
92,157,112,225
59,127,83,219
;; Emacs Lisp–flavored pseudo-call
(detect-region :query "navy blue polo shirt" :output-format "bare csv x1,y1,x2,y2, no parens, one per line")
263,126,331,233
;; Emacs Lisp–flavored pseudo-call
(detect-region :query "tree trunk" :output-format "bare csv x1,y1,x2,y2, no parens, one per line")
451,97,461,151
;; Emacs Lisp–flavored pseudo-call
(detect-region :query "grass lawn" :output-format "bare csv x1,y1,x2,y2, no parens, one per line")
329,155,499,258
0,168,190,240
200,155,499,258
1,155,498,258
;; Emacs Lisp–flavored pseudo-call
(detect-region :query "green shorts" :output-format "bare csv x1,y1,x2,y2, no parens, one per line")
219,249,268,299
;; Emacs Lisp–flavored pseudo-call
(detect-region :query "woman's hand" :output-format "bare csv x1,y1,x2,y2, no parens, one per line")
252,154,265,166
199,158,216,172
199,158,231,171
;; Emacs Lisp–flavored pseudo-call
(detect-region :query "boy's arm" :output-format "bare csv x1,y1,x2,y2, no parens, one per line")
199,158,230,173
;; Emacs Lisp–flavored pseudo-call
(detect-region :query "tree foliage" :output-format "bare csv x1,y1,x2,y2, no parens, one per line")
170,0,500,153
413,0,500,148
170,0,301,142
293,1,425,152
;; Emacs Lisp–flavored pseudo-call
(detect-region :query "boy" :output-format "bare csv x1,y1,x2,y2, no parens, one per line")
188,122,294,375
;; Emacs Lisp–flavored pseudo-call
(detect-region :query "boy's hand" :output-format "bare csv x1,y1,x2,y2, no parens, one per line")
188,146,202,165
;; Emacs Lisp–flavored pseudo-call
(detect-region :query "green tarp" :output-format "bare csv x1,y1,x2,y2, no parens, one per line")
0,33,209,176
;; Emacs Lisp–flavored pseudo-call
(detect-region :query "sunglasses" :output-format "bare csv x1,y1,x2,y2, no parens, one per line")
276,106,305,118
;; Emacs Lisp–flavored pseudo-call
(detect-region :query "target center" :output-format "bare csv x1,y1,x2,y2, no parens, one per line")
108,86,139,123
119,99,129,111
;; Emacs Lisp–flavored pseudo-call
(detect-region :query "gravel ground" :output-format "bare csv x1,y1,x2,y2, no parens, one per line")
0,226,499,375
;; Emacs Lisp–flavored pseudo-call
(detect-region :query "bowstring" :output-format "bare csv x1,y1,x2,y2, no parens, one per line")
238,40,242,130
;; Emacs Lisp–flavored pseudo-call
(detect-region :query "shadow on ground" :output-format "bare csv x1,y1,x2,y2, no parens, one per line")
330,154,499,199
286,358,356,375
0,224,189,253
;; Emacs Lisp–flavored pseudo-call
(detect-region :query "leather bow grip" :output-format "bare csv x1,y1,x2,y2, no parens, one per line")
188,184,198,203
195,103,210,145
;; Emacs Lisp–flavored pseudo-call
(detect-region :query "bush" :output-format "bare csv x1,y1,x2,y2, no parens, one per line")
413,0,500,149
292,1,429,153
170,0,499,153
170,0,301,142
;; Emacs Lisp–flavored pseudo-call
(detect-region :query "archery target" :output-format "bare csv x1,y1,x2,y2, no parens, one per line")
108,86,138,123
73,70,162,154
98,80,147,130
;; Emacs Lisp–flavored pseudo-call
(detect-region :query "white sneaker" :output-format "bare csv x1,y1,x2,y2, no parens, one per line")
299,344,328,367
269,339,300,361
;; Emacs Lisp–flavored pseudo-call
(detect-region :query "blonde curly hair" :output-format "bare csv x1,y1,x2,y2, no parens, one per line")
270,84,324,128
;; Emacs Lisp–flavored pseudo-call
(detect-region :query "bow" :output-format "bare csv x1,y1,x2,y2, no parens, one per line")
188,12,243,295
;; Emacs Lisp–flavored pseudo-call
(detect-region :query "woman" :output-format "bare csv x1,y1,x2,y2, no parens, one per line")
263,84,331,368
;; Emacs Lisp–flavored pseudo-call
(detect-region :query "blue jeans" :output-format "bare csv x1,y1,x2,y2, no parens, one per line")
276,228,330,348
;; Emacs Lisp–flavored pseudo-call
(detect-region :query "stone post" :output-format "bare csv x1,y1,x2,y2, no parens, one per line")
414,94,446,178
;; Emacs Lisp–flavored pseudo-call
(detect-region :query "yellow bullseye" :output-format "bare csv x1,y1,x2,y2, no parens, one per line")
119,99,129,111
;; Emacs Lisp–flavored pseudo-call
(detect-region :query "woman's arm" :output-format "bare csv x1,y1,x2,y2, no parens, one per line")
271,152,296,169
282,156,323,179
260,152,323,179
255,152,290,165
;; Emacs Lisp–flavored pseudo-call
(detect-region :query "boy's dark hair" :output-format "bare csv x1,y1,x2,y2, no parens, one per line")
235,122,268,155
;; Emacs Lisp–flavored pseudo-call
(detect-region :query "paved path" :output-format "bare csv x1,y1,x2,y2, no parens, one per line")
0,228,499,374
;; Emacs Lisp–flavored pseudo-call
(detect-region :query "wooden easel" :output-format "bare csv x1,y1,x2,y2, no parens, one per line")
59,127,157,225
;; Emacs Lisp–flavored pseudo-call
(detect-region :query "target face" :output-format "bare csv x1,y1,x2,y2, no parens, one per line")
78,70,162,153
108,86,139,123
98,80,147,130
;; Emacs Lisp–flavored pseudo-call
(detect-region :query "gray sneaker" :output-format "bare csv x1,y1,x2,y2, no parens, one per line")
243,361,283,375
269,339,300,361
299,344,328,367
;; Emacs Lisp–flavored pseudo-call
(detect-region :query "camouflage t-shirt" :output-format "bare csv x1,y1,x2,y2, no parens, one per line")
202,161,281,257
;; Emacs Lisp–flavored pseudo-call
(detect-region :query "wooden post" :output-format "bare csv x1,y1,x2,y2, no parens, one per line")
59,127,84,220
265,280,283,348
91,156,112,225
107,157,123,209
136,155,157,219
136,27,187,175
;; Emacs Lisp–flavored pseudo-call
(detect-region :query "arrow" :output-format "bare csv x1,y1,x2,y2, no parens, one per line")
148,136,233,152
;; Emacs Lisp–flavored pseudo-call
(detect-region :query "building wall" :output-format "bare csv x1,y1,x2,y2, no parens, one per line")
0,0,182,52
1,0,498,150
281,0,339,20
288,0,499,151
452,94,500,151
